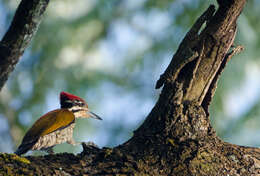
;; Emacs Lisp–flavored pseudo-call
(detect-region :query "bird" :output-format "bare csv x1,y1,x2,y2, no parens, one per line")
15,91,102,155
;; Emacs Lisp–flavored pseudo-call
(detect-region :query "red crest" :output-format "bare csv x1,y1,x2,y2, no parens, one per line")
60,91,85,102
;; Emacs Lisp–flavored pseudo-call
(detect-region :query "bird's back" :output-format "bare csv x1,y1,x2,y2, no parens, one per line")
15,109,75,155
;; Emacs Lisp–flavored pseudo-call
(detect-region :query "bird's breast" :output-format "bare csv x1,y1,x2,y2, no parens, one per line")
32,123,76,150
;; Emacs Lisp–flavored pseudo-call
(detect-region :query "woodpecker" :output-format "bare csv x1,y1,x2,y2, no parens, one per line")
15,91,102,155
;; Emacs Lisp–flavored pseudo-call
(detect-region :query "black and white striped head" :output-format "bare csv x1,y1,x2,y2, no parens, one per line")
60,91,102,120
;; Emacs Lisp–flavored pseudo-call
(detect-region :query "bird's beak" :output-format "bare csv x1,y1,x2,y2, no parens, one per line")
87,111,102,120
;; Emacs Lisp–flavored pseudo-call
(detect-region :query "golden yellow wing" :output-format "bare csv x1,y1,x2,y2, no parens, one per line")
23,109,75,142
15,109,75,155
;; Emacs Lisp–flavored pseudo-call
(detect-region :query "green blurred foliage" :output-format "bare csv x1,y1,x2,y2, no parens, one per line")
0,0,260,154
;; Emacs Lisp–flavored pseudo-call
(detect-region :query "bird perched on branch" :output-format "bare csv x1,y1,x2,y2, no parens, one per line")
15,91,102,155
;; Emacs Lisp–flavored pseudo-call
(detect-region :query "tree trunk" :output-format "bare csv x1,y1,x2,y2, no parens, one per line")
1,0,258,175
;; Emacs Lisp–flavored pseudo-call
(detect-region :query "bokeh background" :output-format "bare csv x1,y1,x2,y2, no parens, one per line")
0,0,260,154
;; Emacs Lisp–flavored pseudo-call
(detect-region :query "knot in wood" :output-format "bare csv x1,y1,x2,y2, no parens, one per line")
186,103,210,138
170,103,211,142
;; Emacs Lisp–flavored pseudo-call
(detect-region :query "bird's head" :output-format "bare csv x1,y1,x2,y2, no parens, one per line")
60,91,102,120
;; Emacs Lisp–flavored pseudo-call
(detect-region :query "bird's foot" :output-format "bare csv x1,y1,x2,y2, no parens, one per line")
43,147,54,154
67,139,81,146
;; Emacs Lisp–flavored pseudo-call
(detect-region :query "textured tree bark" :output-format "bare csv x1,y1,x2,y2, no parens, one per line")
1,0,258,175
0,0,49,91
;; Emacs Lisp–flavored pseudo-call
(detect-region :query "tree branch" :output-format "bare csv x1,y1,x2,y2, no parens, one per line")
0,0,49,90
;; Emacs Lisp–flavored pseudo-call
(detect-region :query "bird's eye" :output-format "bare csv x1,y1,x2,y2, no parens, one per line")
78,102,84,106
73,100,84,106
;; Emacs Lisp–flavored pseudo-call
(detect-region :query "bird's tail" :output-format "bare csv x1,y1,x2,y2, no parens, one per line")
14,148,25,156
14,145,30,156
15,139,38,155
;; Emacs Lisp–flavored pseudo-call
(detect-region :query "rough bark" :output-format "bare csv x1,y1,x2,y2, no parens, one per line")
1,0,258,175
0,0,49,90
